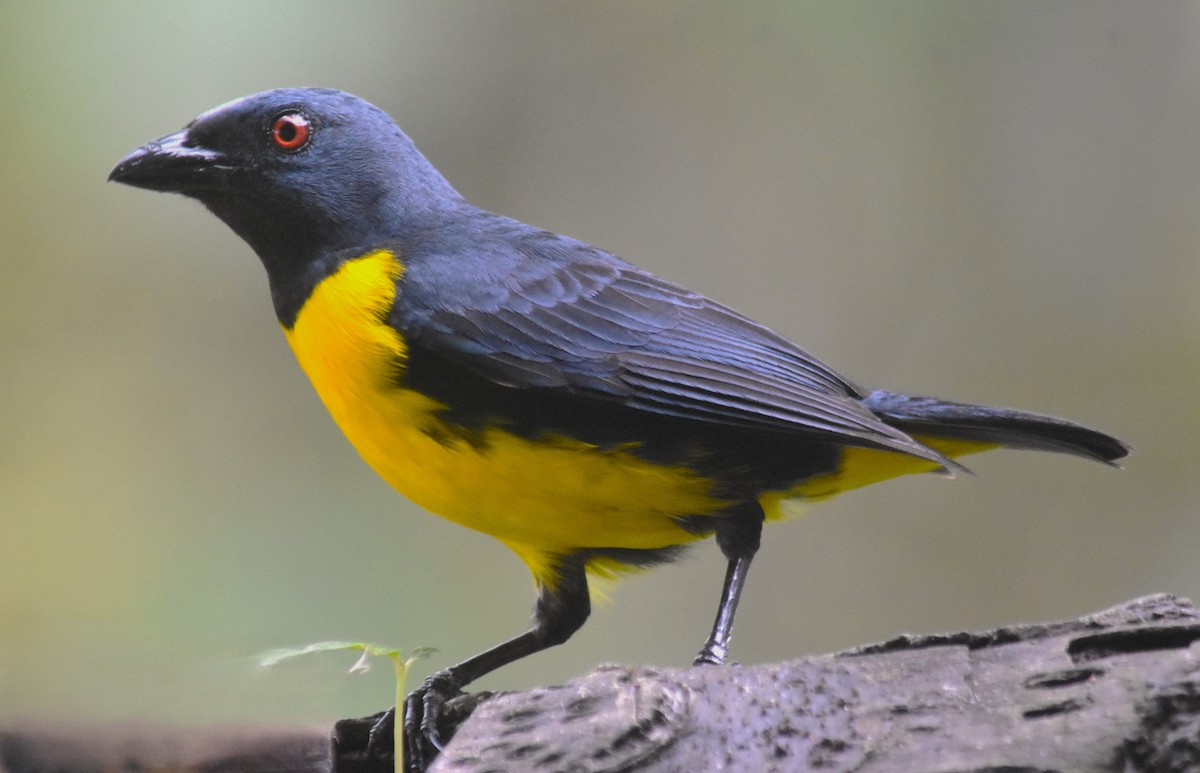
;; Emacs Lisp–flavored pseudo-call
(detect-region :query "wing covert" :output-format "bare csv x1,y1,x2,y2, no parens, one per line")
393,223,949,464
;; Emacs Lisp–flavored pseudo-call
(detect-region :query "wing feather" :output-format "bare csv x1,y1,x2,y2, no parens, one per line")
396,223,949,465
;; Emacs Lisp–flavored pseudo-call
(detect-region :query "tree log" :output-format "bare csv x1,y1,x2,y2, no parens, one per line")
5,595,1199,772
337,594,1200,772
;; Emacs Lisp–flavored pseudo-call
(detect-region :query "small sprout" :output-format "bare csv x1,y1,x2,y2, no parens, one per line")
261,640,435,772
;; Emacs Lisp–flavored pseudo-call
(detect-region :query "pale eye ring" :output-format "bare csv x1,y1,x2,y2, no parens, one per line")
270,112,311,152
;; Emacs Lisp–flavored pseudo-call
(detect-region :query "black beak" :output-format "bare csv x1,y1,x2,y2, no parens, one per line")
108,129,232,193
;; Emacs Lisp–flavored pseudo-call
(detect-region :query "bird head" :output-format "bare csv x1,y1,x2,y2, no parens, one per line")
109,88,465,283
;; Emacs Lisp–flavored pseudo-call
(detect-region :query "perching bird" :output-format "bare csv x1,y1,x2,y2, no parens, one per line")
109,88,1128,767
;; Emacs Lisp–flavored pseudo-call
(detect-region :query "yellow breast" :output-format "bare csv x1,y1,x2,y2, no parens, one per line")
282,250,727,585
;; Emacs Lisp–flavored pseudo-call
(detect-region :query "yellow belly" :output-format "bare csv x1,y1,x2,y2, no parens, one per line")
282,250,728,585
282,250,998,586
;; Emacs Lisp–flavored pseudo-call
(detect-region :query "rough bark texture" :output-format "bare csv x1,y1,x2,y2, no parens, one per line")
6,595,1200,772
336,594,1200,772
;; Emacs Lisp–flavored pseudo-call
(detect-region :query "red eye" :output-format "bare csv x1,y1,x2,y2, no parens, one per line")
271,113,310,151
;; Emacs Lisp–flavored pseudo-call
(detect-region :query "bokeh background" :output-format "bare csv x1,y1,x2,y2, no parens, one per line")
3,1,1196,731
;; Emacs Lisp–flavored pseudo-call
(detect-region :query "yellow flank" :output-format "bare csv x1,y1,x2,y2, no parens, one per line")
283,250,729,587
787,436,999,502
283,250,1001,587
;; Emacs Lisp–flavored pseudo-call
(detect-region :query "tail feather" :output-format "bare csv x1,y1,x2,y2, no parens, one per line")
864,390,1130,466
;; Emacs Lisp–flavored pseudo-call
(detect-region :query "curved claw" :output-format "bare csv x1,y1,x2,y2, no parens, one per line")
404,671,462,771
365,706,395,759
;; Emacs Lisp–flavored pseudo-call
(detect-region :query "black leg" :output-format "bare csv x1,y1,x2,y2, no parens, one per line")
694,500,764,666
380,554,591,771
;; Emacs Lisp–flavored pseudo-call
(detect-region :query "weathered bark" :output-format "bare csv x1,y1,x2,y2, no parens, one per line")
337,594,1200,772
6,595,1200,772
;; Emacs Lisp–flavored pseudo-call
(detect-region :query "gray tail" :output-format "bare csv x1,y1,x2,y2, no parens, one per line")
863,390,1130,466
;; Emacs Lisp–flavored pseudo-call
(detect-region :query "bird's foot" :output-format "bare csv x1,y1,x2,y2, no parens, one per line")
693,640,728,666
365,706,396,760
384,670,460,771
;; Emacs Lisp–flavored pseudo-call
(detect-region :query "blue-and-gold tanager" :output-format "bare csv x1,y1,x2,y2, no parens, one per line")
109,88,1129,765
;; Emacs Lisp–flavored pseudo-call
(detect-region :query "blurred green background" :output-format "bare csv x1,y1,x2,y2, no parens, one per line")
2,1,1195,730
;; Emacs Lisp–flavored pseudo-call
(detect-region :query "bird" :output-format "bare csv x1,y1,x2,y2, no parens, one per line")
109,88,1129,767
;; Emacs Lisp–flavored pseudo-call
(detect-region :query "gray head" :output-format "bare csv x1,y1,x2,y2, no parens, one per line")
109,88,468,285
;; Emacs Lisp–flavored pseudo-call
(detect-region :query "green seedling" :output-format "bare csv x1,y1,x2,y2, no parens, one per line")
261,640,435,771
